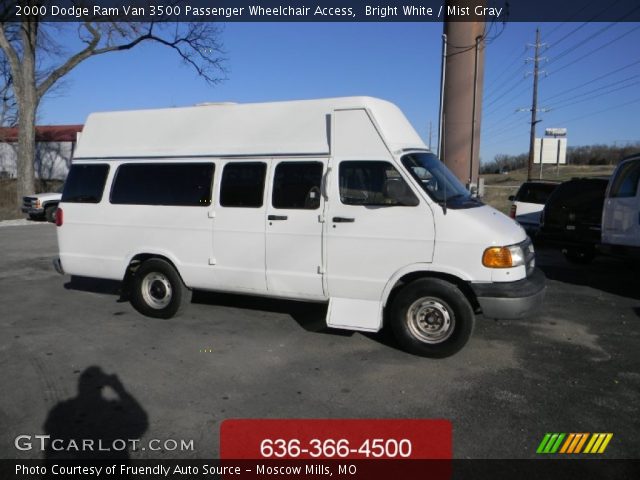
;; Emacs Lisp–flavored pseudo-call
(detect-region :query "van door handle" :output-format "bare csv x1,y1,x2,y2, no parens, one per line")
268,215,288,221
332,217,355,223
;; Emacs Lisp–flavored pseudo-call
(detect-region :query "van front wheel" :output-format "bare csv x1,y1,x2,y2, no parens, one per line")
389,278,474,358
130,259,191,318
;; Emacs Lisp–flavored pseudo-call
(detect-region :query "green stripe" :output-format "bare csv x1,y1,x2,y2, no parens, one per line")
537,433,552,454
543,434,559,453
550,433,566,453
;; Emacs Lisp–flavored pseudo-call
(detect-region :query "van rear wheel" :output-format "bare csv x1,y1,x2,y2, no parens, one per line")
130,259,191,318
389,278,474,358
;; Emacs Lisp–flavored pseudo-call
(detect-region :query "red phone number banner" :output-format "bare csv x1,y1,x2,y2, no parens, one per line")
220,419,452,460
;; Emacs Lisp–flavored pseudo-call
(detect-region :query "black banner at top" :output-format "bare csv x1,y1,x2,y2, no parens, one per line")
2,0,640,22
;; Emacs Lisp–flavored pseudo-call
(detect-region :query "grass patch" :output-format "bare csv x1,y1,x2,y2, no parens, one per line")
481,164,615,214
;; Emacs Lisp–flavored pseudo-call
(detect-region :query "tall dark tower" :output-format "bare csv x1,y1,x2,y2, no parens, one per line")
442,3,486,187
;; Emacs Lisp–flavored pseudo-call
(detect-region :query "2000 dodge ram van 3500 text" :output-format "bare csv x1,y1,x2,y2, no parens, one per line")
54,97,545,357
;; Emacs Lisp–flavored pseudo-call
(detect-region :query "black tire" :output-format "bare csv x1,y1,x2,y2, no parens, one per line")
389,278,475,358
44,204,57,223
563,247,595,264
130,259,191,319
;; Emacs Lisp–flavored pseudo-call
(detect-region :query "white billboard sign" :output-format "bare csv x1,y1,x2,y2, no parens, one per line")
534,137,567,164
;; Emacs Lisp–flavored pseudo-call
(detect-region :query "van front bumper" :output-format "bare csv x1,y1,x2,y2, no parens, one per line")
470,269,545,320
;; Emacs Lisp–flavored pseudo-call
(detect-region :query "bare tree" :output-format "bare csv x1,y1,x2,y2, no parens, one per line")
0,9,226,206
0,53,17,127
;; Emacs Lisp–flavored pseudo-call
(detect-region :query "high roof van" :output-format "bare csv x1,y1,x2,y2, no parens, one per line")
54,97,545,357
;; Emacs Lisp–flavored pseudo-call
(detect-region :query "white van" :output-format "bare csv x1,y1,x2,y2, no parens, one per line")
602,154,640,257
54,97,544,357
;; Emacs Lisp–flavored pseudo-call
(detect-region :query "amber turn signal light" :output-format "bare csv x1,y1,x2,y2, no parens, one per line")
482,247,513,268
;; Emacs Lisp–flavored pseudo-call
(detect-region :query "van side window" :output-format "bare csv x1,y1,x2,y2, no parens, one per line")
220,162,267,208
609,160,640,198
62,164,110,203
272,162,323,210
339,161,418,207
110,163,214,206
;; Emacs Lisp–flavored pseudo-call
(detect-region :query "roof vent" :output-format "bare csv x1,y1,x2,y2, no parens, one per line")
194,102,238,106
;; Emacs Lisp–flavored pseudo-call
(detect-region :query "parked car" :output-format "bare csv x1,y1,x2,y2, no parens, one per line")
54,97,545,358
539,177,609,263
22,185,63,222
601,153,640,258
508,181,559,237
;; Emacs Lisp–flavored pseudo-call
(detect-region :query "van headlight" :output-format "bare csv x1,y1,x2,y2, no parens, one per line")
482,244,526,268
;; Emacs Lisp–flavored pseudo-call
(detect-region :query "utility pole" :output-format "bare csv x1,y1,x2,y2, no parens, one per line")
518,28,548,180
441,15,485,183
527,28,543,181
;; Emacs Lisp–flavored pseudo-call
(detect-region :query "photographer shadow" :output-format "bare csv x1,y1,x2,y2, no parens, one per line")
43,367,148,476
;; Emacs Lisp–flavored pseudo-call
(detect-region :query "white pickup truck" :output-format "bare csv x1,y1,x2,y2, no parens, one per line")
22,187,62,222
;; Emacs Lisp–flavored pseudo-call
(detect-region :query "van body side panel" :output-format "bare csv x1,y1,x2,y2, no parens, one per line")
264,158,328,300
431,206,527,283
209,160,268,294
111,204,213,287
324,109,435,330
58,204,127,281
58,160,216,286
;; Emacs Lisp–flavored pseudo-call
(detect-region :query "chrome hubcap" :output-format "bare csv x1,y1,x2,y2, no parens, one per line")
406,297,454,344
141,273,172,309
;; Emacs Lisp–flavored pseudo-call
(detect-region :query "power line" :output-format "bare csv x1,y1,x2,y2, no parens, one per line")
542,0,606,45
546,22,617,68
544,0,625,50
483,60,527,103
483,74,530,113
540,58,640,103
483,49,524,91
552,24,640,75
482,121,526,141
482,124,530,148
549,96,640,126
482,110,520,133
552,78,640,110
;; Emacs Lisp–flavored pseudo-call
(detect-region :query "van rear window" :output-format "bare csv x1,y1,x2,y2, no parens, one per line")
110,163,214,206
62,164,109,203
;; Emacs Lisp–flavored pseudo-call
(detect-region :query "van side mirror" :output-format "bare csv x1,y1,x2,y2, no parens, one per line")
508,195,515,201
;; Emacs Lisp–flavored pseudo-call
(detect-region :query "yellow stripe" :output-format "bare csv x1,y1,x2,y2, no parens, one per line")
574,433,589,453
590,434,606,454
597,434,613,453
583,433,598,453
567,434,582,453
560,434,575,454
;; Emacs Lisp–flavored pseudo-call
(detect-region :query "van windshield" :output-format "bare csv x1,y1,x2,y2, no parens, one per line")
401,152,481,208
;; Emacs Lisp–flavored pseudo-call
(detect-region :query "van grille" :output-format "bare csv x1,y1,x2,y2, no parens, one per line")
22,196,37,209
522,237,536,277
